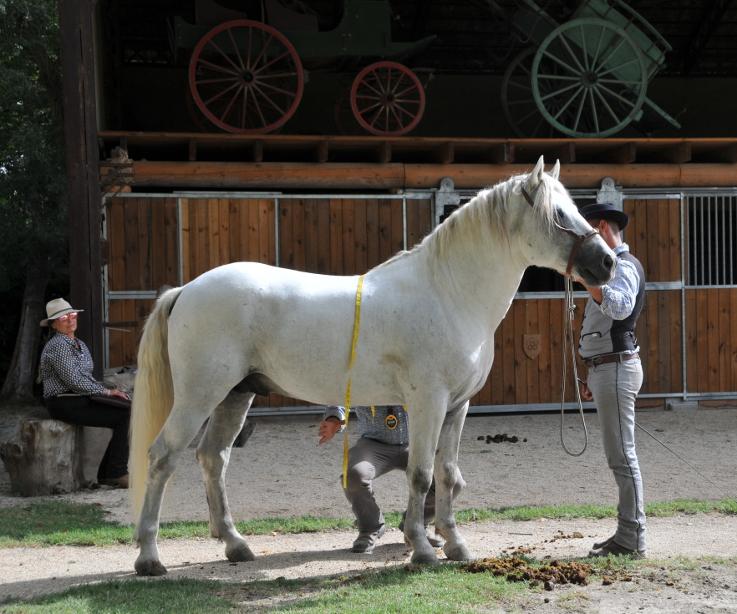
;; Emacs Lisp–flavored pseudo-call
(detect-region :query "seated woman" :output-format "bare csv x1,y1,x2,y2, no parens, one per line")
39,298,131,488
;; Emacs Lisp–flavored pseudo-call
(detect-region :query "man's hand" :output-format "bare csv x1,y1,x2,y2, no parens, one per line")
318,418,341,445
578,379,593,402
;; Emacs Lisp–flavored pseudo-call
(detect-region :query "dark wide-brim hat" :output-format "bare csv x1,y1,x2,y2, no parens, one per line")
578,202,629,230
40,298,83,327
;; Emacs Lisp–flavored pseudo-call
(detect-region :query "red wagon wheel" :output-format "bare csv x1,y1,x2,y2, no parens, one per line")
188,19,304,134
350,61,426,136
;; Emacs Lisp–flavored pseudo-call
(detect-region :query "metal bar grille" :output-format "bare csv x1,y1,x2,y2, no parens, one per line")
687,194,737,286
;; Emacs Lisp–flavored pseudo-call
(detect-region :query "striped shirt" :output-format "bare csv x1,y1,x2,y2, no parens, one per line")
39,333,107,399
599,244,640,321
324,405,409,446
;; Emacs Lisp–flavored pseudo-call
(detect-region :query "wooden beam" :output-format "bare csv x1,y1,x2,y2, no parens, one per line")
129,161,737,190
60,0,103,374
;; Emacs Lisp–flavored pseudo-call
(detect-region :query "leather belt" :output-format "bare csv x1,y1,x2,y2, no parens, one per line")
584,352,639,368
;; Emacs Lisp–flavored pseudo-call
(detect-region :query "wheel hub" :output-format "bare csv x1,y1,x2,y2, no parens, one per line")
582,71,598,88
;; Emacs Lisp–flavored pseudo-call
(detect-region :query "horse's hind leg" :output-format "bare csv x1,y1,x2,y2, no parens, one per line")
196,391,255,563
135,400,214,576
434,400,472,561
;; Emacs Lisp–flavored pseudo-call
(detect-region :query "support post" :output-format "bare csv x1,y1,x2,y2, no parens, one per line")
59,0,103,375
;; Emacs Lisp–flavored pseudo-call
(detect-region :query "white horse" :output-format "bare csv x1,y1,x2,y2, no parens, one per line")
129,156,615,575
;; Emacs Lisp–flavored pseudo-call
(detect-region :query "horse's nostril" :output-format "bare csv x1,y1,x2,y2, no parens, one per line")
603,254,614,270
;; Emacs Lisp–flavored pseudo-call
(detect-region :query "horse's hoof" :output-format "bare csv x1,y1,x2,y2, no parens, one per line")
410,550,439,565
135,558,168,576
226,543,256,562
444,543,472,561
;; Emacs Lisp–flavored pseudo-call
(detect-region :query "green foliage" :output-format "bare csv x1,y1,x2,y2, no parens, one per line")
0,0,67,276
0,0,67,382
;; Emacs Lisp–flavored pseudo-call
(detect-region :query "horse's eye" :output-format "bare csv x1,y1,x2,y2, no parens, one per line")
554,209,566,224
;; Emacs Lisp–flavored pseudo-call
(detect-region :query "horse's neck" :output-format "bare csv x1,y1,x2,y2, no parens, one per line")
422,209,527,335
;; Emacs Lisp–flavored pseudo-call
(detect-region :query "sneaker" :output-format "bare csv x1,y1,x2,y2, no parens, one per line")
589,536,645,559
351,525,386,553
99,474,129,489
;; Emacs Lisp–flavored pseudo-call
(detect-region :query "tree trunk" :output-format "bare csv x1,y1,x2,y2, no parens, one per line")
0,419,86,495
0,260,49,401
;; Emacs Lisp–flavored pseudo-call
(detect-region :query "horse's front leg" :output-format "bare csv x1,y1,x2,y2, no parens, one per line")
405,394,446,565
434,400,472,561
196,391,255,563
135,404,209,576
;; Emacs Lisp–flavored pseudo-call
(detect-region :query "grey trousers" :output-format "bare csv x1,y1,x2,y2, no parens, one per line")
587,358,646,551
343,436,435,534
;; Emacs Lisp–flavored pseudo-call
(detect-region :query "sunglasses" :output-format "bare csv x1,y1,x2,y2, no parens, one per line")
56,313,78,322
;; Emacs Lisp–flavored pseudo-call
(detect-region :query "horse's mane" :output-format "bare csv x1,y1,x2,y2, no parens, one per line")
372,172,558,271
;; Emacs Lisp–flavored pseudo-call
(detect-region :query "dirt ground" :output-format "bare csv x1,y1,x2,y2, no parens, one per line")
1,406,736,611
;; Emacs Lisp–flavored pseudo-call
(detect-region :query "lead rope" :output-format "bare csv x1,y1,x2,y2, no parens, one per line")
342,275,365,489
560,276,589,456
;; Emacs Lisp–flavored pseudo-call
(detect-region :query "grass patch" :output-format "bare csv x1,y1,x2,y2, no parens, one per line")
0,498,734,548
1,578,231,613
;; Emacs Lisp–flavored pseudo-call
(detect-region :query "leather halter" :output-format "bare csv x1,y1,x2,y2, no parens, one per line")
521,186,599,277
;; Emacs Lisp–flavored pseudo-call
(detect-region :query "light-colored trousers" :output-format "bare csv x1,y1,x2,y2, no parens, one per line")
587,358,646,551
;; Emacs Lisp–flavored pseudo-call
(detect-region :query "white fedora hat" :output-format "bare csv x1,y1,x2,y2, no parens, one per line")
40,298,84,327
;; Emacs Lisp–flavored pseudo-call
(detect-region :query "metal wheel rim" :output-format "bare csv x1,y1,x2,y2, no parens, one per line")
350,61,426,136
531,17,647,137
188,19,304,134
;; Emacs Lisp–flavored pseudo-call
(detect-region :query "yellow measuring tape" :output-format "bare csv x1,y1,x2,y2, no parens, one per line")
342,275,364,488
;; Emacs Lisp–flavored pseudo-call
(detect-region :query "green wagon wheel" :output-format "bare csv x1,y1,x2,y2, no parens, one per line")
531,17,647,137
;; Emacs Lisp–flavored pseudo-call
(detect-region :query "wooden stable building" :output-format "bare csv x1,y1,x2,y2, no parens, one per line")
93,133,737,412
60,1,737,413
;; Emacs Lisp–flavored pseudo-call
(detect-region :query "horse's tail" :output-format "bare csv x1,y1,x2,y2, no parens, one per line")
129,286,183,522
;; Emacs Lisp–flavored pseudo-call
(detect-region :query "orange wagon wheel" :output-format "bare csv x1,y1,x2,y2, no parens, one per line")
189,19,304,134
350,61,426,136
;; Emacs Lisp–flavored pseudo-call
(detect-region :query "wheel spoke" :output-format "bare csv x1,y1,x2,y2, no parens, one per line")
241,84,249,128
589,88,599,134
599,78,643,85
536,73,580,81
254,50,292,75
392,103,416,120
517,106,543,123
509,80,532,91
589,25,606,73
206,39,243,74
559,33,586,74
254,78,298,98
593,36,627,74
596,57,640,80
359,78,384,99
251,82,286,115
357,100,383,115
597,82,638,109
553,86,584,121
247,84,268,126
541,49,581,76
389,104,405,129
197,58,240,77
204,80,241,106
196,76,239,86
394,82,418,98
579,24,590,71
573,82,587,131
393,97,421,105
257,71,299,80
540,80,581,102
219,84,243,123
250,34,274,73
593,85,621,124
227,28,245,71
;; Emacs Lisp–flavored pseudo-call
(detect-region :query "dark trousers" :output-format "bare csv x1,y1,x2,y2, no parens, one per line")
45,395,130,480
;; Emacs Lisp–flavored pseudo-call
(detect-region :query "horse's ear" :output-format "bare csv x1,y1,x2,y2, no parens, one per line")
527,155,545,191
551,159,560,181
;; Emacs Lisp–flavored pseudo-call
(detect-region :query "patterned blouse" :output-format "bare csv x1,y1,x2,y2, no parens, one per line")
39,333,107,399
